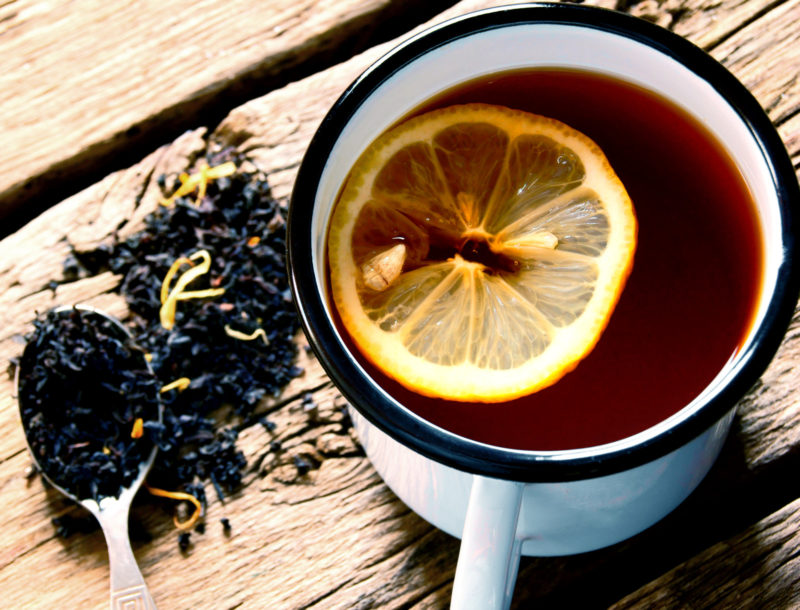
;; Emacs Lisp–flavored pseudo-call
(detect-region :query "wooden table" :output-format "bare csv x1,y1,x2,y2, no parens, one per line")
1,1,799,607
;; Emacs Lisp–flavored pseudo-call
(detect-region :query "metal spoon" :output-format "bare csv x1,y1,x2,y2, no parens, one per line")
16,305,160,610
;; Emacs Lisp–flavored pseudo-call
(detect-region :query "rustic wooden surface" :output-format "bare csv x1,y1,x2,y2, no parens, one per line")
0,0,455,228
1,0,799,608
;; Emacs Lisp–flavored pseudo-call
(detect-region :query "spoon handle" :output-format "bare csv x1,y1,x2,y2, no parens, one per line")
111,584,157,610
96,500,157,610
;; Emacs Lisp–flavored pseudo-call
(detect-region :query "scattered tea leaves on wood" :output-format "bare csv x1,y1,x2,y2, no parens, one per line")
62,152,303,534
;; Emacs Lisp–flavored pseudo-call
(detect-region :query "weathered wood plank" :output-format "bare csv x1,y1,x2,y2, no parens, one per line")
610,497,800,609
0,0,799,608
0,129,207,355
0,0,456,226
628,0,783,49
711,0,800,124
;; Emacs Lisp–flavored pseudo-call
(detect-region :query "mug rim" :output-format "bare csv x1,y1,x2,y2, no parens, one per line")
288,2,800,482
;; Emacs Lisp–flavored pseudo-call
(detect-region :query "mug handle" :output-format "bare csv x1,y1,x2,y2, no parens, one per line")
451,476,524,610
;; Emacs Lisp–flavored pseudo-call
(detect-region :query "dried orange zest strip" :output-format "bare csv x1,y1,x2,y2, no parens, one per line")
160,173,193,207
145,484,203,530
131,418,144,439
160,161,237,207
160,257,195,304
160,249,225,329
160,377,191,393
176,288,228,301
224,324,270,345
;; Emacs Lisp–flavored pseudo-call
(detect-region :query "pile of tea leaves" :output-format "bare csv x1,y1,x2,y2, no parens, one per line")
18,308,160,502
65,150,303,531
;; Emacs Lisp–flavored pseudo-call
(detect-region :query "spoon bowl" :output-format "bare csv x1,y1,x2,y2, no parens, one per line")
16,304,160,610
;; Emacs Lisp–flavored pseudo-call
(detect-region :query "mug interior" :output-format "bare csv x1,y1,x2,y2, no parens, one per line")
290,4,799,481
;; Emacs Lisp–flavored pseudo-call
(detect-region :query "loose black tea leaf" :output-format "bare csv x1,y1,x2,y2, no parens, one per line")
18,308,160,502
68,151,303,518
259,416,277,432
293,455,311,476
178,531,192,552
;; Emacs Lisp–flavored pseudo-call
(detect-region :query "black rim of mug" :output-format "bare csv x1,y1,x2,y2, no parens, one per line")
287,2,800,482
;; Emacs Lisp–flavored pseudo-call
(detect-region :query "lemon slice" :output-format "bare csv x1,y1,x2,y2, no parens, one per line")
328,103,637,402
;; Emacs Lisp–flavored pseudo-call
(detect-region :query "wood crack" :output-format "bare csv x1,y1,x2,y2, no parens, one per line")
705,0,791,53
0,447,25,467
775,103,800,129
304,573,357,608
0,532,56,572
403,578,452,609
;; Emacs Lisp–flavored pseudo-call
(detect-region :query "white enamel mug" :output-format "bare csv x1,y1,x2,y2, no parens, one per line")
288,4,800,608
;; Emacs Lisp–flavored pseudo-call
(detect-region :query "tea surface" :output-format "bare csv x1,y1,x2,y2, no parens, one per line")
332,68,762,450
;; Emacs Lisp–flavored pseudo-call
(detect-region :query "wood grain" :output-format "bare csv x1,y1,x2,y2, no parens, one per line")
610,497,800,609
0,0,455,226
628,0,783,48
712,0,800,124
1,0,799,608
